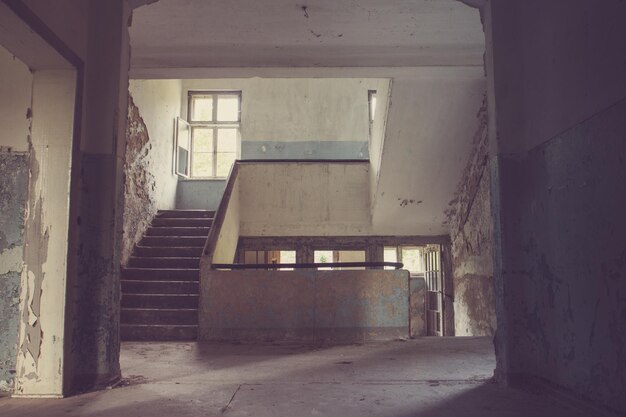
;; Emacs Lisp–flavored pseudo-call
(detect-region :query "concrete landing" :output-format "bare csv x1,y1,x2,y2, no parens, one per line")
0,337,590,417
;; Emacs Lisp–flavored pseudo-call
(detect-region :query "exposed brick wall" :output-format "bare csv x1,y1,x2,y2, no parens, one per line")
121,95,157,265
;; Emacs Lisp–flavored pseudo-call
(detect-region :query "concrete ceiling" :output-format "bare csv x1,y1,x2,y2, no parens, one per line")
130,0,484,68
0,3,72,70
371,68,486,236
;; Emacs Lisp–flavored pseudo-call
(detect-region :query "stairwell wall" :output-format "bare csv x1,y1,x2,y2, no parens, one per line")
122,80,181,265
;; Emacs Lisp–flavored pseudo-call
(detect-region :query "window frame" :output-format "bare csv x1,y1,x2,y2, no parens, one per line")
187,90,242,179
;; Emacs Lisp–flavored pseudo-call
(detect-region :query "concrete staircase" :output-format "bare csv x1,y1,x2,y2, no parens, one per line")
120,209,214,341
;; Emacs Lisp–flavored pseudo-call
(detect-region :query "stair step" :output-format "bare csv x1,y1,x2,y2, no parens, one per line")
122,280,199,294
134,246,203,257
156,210,215,219
145,227,210,237
152,218,213,227
128,257,200,268
140,236,206,247
121,324,198,341
121,308,198,325
122,294,199,309
121,268,199,281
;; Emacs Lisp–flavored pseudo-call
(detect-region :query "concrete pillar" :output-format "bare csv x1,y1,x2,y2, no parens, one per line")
62,0,131,394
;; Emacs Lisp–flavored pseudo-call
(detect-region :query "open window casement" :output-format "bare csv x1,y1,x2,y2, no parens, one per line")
175,116,191,178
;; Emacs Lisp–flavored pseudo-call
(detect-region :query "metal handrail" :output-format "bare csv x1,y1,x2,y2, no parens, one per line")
211,261,404,270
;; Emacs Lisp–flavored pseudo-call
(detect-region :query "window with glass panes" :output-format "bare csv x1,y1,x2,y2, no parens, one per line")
188,91,240,178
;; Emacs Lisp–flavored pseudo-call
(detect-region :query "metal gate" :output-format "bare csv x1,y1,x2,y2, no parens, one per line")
424,245,443,336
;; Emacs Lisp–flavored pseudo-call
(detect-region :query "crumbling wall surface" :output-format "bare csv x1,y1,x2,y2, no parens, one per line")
499,97,626,413
121,95,157,265
0,153,29,391
445,94,496,337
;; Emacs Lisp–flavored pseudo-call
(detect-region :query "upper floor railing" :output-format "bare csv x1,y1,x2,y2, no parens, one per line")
211,261,404,270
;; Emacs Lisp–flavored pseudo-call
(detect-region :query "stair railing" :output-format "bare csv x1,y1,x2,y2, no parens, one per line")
211,261,404,270
202,161,241,266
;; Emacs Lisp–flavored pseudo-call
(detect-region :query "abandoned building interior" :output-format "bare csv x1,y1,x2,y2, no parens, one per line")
0,0,625,416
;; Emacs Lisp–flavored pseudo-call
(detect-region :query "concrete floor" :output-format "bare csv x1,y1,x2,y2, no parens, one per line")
0,337,588,417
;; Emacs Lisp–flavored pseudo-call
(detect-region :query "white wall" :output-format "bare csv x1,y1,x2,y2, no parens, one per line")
181,78,389,160
0,45,32,152
129,79,181,209
238,162,371,236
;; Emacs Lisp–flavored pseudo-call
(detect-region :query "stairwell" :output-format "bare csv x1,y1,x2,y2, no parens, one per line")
120,209,214,340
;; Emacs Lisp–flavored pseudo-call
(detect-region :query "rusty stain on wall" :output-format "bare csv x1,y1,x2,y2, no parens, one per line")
445,93,496,337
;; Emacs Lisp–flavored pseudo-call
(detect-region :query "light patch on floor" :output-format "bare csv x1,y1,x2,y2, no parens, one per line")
0,338,590,416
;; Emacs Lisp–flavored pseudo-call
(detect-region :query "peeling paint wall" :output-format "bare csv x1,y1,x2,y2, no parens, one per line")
122,95,155,265
15,69,76,398
121,85,180,266
446,94,496,337
0,45,32,392
121,81,180,264
0,155,29,391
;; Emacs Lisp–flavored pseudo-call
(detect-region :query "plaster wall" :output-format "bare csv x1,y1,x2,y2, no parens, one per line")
0,45,31,391
181,78,388,160
200,269,409,342
489,0,626,413
122,80,181,264
238,162,371,236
